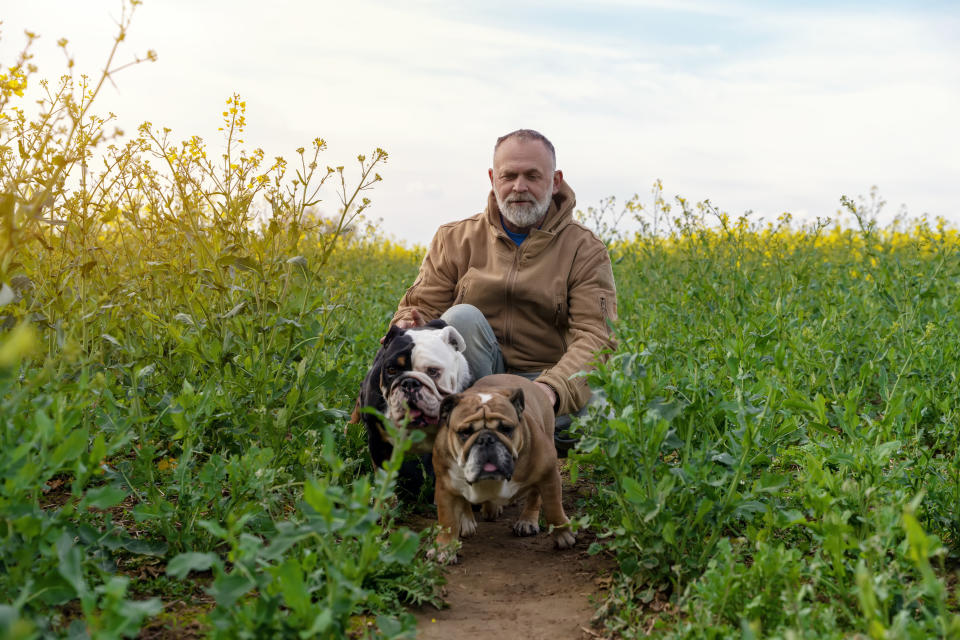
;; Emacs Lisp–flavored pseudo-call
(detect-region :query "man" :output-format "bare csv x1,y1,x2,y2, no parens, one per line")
391,129,617,441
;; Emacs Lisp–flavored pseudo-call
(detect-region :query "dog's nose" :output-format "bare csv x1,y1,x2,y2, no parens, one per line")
400,377,422,392
476,431,496,446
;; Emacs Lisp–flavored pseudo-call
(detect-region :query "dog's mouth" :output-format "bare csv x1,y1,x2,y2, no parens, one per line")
464,436,515,483
385,374,443,428
470,461,511,483
405,406,439,427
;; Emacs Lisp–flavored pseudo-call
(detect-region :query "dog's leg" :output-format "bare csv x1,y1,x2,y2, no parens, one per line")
540,469,575,549
481,501,503,521
366,423,393,469
458,497,478,537
433,485,468,563
435,485,461,546
513,488,542,536
395,456,429,502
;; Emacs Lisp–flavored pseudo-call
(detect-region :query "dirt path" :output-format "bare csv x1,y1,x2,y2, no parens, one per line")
410,472,614,640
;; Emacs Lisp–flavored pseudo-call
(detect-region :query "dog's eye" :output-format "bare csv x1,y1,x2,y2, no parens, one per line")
426,367,441,379
385,366,398,376
498,424,514,436
457,430,470,442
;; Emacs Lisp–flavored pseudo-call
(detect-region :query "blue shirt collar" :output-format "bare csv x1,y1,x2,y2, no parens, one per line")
500,214,529,246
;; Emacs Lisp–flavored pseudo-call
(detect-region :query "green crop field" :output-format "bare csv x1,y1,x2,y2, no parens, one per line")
573,192,960,638
2,9,959,640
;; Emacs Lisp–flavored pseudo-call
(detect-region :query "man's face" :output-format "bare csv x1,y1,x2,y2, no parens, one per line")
488,137,562,230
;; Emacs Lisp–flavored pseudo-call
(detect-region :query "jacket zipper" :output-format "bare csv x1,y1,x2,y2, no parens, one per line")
505,244,522,346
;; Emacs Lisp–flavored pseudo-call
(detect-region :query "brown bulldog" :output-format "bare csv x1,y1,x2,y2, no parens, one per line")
432,373,575,560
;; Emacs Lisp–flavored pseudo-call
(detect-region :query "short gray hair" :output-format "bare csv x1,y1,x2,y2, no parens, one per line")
494,129,556,165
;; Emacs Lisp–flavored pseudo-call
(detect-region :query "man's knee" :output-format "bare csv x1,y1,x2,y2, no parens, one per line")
441,304,487,334
441,304,499,349
441,304,503,379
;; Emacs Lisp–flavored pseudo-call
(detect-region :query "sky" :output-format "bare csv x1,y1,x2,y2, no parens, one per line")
3,0,958,243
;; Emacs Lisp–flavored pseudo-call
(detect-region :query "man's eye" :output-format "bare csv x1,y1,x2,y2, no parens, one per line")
427,368,441,378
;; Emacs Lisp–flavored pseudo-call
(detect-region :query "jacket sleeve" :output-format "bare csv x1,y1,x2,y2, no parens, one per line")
391,228,458,327
536,242,617,415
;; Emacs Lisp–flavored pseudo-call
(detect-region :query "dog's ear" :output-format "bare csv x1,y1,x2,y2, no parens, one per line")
382,324,404,347
507,388,524,421
424,318,447,330
440,325,466,353
439,393,461,426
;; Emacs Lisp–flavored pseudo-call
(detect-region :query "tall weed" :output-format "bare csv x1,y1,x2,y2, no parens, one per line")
1,5,434,637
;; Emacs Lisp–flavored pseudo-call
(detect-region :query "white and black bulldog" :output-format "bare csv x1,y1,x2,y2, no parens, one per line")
358,319,472,471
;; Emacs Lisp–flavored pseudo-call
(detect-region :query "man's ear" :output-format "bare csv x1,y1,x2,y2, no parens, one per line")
488,167,495,188
507,388,524,421
439,394,461,426
552,169,563,194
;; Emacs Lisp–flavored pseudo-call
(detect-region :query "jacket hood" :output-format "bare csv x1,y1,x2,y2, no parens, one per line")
484,180,577,235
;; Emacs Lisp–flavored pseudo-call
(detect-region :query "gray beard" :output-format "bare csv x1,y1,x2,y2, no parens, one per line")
496,190,552,229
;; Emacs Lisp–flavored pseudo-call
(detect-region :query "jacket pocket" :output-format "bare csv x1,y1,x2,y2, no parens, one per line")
600,295,611,337
454,274,470,306
401,276,422,302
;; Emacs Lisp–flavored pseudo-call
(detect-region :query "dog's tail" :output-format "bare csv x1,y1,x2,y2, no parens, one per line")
347,394,363,425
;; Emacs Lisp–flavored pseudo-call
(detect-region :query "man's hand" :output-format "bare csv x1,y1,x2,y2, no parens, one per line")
535,382,557,410
380,309,426,343
397,308,426,330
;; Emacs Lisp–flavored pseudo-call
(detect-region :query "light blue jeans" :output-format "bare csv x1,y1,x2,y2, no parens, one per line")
440,303,508,381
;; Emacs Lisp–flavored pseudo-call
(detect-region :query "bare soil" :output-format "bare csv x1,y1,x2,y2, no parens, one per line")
409,468,615,640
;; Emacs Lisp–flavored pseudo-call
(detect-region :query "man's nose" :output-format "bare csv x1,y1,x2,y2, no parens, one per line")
512,177,527,192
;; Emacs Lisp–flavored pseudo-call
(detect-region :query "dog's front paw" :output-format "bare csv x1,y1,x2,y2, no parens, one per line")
481,502,503,521
553,528,576,549
513,518,540,537
459,512,478,537
426,546,460,564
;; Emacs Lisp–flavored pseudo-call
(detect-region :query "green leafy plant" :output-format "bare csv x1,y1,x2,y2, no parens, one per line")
165,423,442,639
574,185,960,637
1,4,433,637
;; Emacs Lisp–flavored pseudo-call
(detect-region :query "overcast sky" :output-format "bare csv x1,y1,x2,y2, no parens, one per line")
3,0,958,243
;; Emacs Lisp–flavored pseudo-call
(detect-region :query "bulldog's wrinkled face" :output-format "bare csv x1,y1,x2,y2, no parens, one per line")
439,388,525,484
379,322,471,439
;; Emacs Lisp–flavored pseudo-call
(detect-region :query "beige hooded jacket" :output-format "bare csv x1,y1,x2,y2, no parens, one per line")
391,180,617,416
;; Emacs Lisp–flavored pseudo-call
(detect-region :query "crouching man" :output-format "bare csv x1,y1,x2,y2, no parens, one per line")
392,128,617,454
